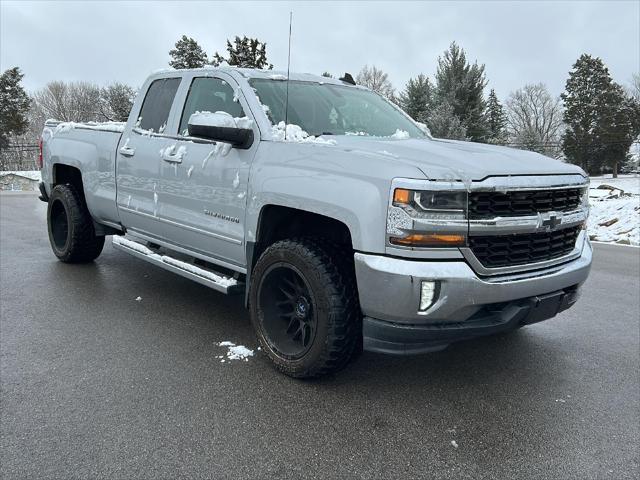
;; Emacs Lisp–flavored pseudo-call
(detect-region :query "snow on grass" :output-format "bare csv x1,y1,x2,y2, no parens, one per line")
590,175,640,195
216,341,254,362
270,121,336,145
588,175,640,246
0,170,41,181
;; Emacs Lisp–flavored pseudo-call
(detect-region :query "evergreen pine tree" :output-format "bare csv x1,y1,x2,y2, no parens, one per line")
434,42,488,142
0,67,31,150
485,89,507,144
427,101,467,140
399,74,432,123
321,72,333,78
561,54,640,175
169,35,208,69
595,82,640,176
211,36,273,69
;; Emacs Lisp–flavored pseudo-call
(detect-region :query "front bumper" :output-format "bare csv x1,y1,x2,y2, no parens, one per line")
354,234,592,354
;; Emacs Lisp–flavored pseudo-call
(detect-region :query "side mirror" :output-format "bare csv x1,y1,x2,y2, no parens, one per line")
188,111,254,149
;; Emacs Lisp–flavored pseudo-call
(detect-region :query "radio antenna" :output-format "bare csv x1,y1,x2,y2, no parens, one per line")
284,11,292,140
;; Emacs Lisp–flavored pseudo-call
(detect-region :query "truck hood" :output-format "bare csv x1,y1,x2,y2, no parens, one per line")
331,136,585,181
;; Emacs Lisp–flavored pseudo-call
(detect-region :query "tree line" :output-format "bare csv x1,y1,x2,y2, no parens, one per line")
2,35,639,176
349,43,640,176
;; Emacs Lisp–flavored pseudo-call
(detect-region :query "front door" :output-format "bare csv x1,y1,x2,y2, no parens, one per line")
158,74,258,268
116,76,182,239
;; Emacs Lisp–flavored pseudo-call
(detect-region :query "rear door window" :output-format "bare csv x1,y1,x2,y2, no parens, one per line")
137,78,181,133
179,77,245,135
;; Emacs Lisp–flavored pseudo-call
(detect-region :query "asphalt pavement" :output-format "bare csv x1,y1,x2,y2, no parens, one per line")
1,192,638,479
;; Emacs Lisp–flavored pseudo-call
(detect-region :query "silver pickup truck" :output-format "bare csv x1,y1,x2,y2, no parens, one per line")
39,67,592,378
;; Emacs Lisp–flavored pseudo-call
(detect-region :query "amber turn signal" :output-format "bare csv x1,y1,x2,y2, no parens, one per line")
390,233,466,247
393,188,411,205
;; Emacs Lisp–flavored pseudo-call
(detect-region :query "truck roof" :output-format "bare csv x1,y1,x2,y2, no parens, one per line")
149,66,357,87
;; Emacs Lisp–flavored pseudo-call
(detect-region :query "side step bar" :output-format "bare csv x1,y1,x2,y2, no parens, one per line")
112,236,243,295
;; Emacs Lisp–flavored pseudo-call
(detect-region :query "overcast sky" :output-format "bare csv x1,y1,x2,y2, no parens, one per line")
1,0,638,100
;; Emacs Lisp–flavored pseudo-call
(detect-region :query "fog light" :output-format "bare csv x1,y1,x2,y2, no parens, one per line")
419,281,438,312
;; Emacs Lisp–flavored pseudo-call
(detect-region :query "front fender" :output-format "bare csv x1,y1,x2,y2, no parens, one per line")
246,142,426,253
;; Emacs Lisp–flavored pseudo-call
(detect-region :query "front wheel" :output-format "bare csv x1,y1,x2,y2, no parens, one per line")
47,184,104,263
249,239,361,378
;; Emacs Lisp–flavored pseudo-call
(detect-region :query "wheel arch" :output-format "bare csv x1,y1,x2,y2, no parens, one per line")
244,205,355,307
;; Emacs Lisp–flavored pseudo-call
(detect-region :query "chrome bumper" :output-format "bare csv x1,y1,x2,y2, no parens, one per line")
354,232,592,325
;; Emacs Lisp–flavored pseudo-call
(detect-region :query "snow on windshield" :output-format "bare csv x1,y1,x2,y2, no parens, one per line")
270,121,336,145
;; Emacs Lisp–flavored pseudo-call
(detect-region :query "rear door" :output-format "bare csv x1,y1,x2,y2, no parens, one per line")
116,76,182,239
157,72,259,268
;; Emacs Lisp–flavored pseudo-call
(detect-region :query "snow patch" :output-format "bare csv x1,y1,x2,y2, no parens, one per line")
588,175,639,246
112,236,155,255
202,150,215,169
189,111,253,130
187,165,194,178
270,122,336,145
0,170,41,181
378,150,399,158
390,129,410,140
216,341,254,361
161,256,237,287
48,121,126,135
214,141,232,157
416,121,432,137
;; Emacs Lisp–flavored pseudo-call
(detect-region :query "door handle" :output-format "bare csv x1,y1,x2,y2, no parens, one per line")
161,145,183,163
119,146,136,157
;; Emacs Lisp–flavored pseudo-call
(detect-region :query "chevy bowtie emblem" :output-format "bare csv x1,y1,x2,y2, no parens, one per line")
540,214,562,231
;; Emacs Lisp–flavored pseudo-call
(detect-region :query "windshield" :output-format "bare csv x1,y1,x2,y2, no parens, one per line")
249,79,425,138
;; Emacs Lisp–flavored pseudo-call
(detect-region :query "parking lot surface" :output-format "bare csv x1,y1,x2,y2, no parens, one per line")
1,193,638,479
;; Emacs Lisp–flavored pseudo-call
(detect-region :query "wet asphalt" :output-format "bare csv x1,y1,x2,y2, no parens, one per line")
1,192,638,480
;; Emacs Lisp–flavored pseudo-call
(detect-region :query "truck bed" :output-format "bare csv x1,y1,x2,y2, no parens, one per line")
42,120,125,227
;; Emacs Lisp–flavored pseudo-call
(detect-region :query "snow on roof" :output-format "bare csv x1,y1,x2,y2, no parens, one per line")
148,66,353,86
0,171,41,181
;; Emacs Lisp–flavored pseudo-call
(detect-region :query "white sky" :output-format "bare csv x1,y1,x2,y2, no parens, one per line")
1,0,638,100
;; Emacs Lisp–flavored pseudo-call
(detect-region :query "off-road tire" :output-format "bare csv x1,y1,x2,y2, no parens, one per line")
249,238,362,378
47,184,105,263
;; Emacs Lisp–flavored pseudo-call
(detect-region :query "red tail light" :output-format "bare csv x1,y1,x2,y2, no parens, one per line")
37,138,43,169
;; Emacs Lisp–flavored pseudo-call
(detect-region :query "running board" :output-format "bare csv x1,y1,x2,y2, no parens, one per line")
112,236,243,295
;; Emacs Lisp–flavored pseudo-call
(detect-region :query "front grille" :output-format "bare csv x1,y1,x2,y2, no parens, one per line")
468,226,581,268
468,188,583,219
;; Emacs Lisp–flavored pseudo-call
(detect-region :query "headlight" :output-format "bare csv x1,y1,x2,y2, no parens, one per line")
393,189,466,218
388,187,468,247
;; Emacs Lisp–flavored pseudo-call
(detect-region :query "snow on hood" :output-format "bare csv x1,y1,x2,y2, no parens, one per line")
327,135,585,181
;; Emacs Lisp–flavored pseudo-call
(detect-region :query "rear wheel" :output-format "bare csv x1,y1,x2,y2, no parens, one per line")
47,184,104,263
249,238,361,378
